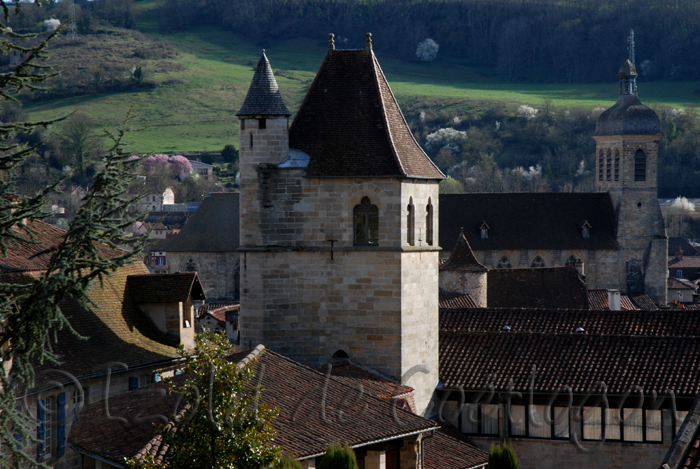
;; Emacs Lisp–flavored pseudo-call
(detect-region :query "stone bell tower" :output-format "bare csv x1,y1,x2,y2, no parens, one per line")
592,30,667,305
237,36,444,416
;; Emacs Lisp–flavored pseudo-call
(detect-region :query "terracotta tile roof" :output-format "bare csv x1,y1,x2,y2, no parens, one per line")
127,272,206,303
587,289,638,310
439,193,618,251
487,267,588,309
439,289,479,309
160,193,239,252
669,257,700,268
423,426,488,469
0,220,122,272
290,49,443,179
439,308,700,336
630,293,660,310
440,231,487,272
69,348,438,465
13,263,181,392
237,51,291,116
322,361,414,400
670,277,697,290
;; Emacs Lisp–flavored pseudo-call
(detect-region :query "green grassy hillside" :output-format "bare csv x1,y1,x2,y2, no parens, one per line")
23,0,700,153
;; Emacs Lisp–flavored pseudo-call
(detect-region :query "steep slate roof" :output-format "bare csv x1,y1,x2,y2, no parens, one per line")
127,272,206,303
160,193,239,252
236,51,291,116
16,262,181,392
669,237,700,257
487,267,589,309
69,348,439,466
439,193,618,251
0,220,122,272
439,308,700,396
289,48,444,179
440,231,487,272
595,70,660,136
439,289,479,309
423,425,488,469
587,289,638,310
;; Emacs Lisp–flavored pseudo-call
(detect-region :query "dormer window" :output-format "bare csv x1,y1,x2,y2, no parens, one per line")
581,221,591,238
480,222,490,239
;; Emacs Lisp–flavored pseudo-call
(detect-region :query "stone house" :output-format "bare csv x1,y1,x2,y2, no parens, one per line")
189,159,214,181
668,277,697,304
668,253,700,281
67,346,488,469
160,192,240,301
237,37,444,416
1,220,205,469
195,301,240,342
440,58,668,306
129,187,175,213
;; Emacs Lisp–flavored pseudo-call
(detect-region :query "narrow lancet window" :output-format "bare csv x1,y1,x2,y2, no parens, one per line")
354,197,379,245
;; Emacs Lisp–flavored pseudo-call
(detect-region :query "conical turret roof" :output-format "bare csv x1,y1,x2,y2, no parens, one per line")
237,51,291,117
440,230,488,272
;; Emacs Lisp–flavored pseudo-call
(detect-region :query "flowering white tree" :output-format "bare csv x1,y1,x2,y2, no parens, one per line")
44,18,60,32
672,196,695,212
416,38,439,62
517,105,539,120
425,128,468,153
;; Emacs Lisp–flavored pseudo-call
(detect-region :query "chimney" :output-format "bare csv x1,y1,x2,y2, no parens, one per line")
608,289,621,311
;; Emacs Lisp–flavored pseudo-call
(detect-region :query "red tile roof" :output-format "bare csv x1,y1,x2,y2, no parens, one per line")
630,294,660,310
587,289,638,310
439,289,479,309
290,49,443,179
423,426,488,469
323,361,414,400
196,302,239,318
669,256,700,268
69,348,438,465
0,220,122,272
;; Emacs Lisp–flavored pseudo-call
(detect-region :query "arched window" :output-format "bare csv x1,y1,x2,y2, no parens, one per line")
354,197,379,245
407,198,415,246
426,199,434,246
332,350,349,359
531,256,546,268
497,256,512,268
634,150,646,181
606,149,612,181
614,150,620,181
185,258,197,272
598,151,604,181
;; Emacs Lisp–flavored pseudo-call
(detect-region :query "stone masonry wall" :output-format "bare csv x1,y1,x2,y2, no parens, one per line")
439,271,487,307
166,251,240,301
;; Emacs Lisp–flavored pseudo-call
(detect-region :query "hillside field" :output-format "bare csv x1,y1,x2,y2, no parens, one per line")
23,0,700,153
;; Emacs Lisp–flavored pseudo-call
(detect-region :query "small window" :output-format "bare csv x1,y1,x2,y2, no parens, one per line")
44,397,54,457
462,404,499,435
354,197,379,246
676,270,683,278
426,200,433,246
531,256,546,268
646,410,662,442
250,133,253,148
139,375,150,388
606,150,612,181
605,408,621,440
598,151,604,181
528,405,551,438
240,119,245,130
407,198,415,246
582,226,590,238
497,256,512,269
623,408,644,441
614,151,620,181
480,222,489,239
259,118,266,129
332,350,349,359
634,150,646,181
583,406,602,440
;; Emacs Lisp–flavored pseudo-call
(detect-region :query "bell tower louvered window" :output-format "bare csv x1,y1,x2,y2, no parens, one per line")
634,150,646,181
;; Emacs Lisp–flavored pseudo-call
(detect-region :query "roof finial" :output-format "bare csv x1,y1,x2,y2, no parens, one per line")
329,33,335,51
366,32,373,51
627,29,635,66
460,227,464,236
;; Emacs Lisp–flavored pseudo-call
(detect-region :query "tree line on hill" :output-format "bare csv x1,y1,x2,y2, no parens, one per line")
159,0,700,83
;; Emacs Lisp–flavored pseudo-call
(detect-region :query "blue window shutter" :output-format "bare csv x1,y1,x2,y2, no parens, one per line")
129,377,138,390
37,399,45,462
152,372,161,383
56,393,66,457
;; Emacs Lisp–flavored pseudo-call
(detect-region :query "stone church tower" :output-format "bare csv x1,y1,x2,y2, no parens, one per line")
592,52,667,305
237,38,444,415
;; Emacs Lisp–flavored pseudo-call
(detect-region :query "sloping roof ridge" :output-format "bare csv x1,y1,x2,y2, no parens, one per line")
264,350,427,419
370,50,407,178
237,344,266,369
660,395,700,469
441,231,487,272
371,52,444,179
442,329,700,340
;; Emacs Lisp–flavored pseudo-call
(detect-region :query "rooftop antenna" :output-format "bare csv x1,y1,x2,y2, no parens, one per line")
627,29,635,66
67,0,77,41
